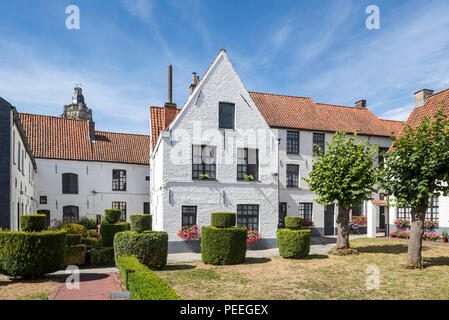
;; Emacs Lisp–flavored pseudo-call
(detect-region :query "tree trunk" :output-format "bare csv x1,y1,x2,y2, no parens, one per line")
336,203,350,249
405,203,428,269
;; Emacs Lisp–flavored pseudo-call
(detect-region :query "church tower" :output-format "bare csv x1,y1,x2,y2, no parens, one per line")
61,85,93,121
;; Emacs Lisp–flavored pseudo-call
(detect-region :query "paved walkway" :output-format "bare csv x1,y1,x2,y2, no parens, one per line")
49,271,124,300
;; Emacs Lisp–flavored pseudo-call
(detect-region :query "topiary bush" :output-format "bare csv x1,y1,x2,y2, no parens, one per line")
82,237,101,247
20,214,46,232
0,231,67,279
100,221,130,247
130,214,152,233
211,212,236,228
276,229,311,259
117,256,181,300
284,216,303,230
77,216,97,230
61,224,87,237
88,247,114,266
201,226,247,265
67,234,82,246
105,209,122,224
66,244,87,266
114,231,168,270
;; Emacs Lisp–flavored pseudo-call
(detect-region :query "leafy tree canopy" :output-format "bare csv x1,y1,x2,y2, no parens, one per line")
380,103,449,208
304,132,379,209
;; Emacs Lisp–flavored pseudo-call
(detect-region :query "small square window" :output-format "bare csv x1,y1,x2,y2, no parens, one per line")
40,196,47,205
219,102,235,129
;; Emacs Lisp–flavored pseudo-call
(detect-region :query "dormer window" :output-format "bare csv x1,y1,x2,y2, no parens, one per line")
219,102,235,129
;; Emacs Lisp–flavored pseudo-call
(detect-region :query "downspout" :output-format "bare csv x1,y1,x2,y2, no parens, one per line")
277,138,281,227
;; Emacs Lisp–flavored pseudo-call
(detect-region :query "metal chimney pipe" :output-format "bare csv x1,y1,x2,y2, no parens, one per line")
168,65,173,104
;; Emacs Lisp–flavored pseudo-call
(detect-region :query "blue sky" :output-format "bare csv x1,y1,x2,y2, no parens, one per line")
1,0,449,134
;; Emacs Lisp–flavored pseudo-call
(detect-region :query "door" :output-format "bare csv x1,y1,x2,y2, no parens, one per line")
38,210,51,229
379,206,385,230
324,204,335,235
278,203,287,228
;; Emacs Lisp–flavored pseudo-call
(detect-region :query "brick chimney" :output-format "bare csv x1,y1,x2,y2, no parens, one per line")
414,89,434,107
88,120,96,142
355,99,367,108
190,72,200,94
164,64,177,129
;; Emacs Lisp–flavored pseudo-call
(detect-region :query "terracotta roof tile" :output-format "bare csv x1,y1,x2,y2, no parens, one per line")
250,91,402,137
150,106,180,150
18,113,149,165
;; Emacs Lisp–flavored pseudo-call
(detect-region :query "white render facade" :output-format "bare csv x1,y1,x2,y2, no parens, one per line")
35,159,150,226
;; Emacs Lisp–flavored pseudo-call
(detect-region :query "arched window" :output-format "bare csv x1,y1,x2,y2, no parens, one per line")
62,173,78,194
63,206,79,223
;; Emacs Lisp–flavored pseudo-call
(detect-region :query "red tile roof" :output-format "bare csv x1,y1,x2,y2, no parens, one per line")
150,105,180,150
249,91,403,137
18,113,150,165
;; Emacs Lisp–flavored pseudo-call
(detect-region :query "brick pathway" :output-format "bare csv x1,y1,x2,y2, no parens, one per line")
49,272,125,300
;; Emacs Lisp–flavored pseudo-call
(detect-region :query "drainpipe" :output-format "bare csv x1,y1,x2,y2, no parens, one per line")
277,138,281,227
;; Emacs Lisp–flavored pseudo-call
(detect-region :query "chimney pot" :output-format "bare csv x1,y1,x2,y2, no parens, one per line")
190,72,199,95
414,89,434,107
355,99,367,108
168,65,173,104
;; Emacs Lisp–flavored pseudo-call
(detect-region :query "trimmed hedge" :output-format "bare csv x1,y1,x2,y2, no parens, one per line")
117,256,181,300
114,231,168,270
276,229,311,259
82,237,101,247
66,244,87,266
77,216,97,230
67,234,82,246
284,216,303,230
100,221,130,247
105,209,122,224
20,214,46,232
88,247,114,266
0,231,67,279
201,226,247,265
211,212,236,228
61,224,87,237
130,214,152,233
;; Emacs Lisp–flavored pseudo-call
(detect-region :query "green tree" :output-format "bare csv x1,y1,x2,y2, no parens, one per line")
380,104,449,269
304,132,379,250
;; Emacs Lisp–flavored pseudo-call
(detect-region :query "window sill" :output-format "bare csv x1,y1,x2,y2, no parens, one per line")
237,179,261,183
192,179,218,182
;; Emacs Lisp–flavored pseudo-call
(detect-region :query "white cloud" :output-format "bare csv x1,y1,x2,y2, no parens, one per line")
380,105,414,121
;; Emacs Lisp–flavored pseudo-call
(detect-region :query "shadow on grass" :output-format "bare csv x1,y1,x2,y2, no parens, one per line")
243,257,271,265
423,256,449,268
163,264,197,271
355,244,430,254
304,254,329,260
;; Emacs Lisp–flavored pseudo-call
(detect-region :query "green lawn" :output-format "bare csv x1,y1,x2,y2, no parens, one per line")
155,238,449,300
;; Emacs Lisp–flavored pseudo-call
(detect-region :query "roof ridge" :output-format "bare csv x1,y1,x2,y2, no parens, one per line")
427,87,449,99
249,91,312,100
96,130,150,137
18,112,88,123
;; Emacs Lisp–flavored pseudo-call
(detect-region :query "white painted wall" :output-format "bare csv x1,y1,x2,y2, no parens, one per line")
10,111,37,231
151,51,279,241
35,158,149,225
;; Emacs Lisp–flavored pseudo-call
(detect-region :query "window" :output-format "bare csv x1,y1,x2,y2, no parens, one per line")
237,148,259,180
397,206,411,220
62,173,78,194
63,206,79,223
13,131,16,165
143,202,150,215
192,145,216,179
286,164,299,187
112,170,127,191
182,206,197,227
219,102,235,129
286,131,299,154
145,176,150,181
40,196,47,205
112,202,127,221
397,196,439,222
313,133,325,155
352,201,364,216
237,205,259,230
378,147,389,166
18,143,21,171
299,203,313,220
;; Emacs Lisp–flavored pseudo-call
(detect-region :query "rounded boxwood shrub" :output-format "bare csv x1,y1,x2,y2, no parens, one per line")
276,229,311,259
67,234,82,246
130,214,152,233
0,231,67,279
114,231,168,270
211,212,236,228
61,224,87,237
88,247,114,266
66,244,87,266
201,226,247,265
105,209,122,224
20,214,46,232
284,216,303,230
101,221,130,247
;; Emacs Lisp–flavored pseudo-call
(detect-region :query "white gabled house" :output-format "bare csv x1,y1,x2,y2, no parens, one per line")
150,50,279,251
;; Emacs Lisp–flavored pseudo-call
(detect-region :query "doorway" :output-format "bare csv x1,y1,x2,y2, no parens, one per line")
324,204,335,235
379,206,385,230
37,210,51,229
278,202,287,228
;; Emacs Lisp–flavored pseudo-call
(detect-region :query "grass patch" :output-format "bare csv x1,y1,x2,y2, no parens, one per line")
155,238,449,300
